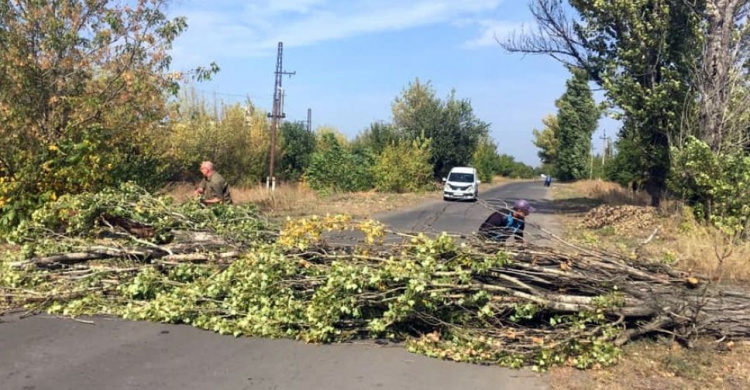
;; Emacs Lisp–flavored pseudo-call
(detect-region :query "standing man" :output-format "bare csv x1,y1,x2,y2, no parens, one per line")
195,161,233,205
478,199,535,243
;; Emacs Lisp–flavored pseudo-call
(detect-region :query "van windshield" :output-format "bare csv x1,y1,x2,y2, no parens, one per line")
448,172,474,183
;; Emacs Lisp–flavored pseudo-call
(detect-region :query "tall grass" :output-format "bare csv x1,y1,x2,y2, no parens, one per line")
560,180,750,282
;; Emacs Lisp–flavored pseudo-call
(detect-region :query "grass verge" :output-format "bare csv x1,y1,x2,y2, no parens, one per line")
552,180,750,282
547,180,750,389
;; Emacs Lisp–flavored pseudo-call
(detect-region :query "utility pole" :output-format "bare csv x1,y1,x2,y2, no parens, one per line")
599,130,609,165
307,108,312,132
267,42,295,191
589,144,594,180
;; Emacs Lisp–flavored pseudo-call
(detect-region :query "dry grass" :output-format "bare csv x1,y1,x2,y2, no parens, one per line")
161,181,445,219
162,176,516,219
550,339,750,390
557,180,651,206
552,181,750,282
546,180,750,390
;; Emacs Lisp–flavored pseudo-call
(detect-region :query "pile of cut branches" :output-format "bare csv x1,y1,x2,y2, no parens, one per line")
581,205,658,232
1,187,748,370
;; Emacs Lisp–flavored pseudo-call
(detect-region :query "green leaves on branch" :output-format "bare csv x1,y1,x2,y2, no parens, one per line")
374,138,433,193
304,133,375,194
669,137,750,237
0,0,217,230
9,182,271,254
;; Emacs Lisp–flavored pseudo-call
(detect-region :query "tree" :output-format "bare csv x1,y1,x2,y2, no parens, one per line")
555,68,599,181
472,137,502,183
392,79,489,178
605,133,646,187
351,121,402,155
532,115,560,166
696,0,750,153
373,138,433,193
166,93,269,186
280,121,316,181
0,0,217,230
434,92,491,178
392,78,443,138
304,133,374,193
502,0,702,205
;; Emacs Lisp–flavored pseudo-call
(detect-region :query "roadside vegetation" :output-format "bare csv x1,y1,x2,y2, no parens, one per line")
548,180,750,389
1,0,749,381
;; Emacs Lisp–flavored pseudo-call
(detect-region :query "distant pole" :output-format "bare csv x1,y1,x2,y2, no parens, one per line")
213,91,218,119
599,130,608,165
267,42,295,190
307,108,312,132
589,144,594,180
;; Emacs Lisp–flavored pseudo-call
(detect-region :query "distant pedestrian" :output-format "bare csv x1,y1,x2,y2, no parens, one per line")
194,161,233,205
478,199,535,243
544,175,552,187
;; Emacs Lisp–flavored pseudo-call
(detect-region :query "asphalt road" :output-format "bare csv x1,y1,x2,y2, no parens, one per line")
375,180,558,244
0,180,554,390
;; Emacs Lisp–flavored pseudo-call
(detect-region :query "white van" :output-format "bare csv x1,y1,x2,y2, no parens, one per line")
442,167,480,201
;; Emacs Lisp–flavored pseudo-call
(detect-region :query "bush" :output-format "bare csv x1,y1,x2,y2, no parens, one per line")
304,133,375,194
669,136,750,237
374,138,433,193
166,97,270,186
472,138,501,183
279,121,316,181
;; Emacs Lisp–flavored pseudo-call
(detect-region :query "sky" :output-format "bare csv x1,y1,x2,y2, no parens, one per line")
166,0,619,167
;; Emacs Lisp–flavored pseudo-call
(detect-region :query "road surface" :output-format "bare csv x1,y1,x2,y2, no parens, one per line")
0,181,554,390
376,180,561,244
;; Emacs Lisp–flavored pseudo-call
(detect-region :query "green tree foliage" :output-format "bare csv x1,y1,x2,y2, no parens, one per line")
495,155,536,179
472,137,502,183
352,121,402,155
504,0,702,204
167,93,269,186
532,115,560,166
279,121,316,181
555,68,599,182
669,137,749,237
604,134,644,187
572,0,700,202
0,0,216,231
373,138,433,193
304,133,374,193
392,79,489,178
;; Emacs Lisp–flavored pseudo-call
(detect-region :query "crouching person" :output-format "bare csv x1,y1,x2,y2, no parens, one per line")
478,199,534,244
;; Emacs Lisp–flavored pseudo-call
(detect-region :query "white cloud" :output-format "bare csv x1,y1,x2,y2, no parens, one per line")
461,20,525,49
170,0,516,64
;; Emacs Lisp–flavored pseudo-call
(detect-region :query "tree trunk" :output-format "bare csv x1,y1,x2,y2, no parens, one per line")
699,0,743,152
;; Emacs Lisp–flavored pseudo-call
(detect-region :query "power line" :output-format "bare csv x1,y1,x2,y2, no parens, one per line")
193,88,271,100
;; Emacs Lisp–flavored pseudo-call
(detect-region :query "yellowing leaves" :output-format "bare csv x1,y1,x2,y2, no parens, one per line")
278,214,385,249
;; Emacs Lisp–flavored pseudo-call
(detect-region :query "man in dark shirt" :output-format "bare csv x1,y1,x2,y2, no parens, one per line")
478,199,535,243
194,161,233,205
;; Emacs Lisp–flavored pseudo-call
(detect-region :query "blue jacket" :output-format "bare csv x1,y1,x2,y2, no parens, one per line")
478,209,525,240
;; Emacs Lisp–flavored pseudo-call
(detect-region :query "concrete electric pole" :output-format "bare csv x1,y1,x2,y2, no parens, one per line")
307,108,312,133
267,42,295,191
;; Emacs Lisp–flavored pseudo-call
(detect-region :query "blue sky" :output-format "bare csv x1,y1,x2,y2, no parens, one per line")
167,0,618,166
